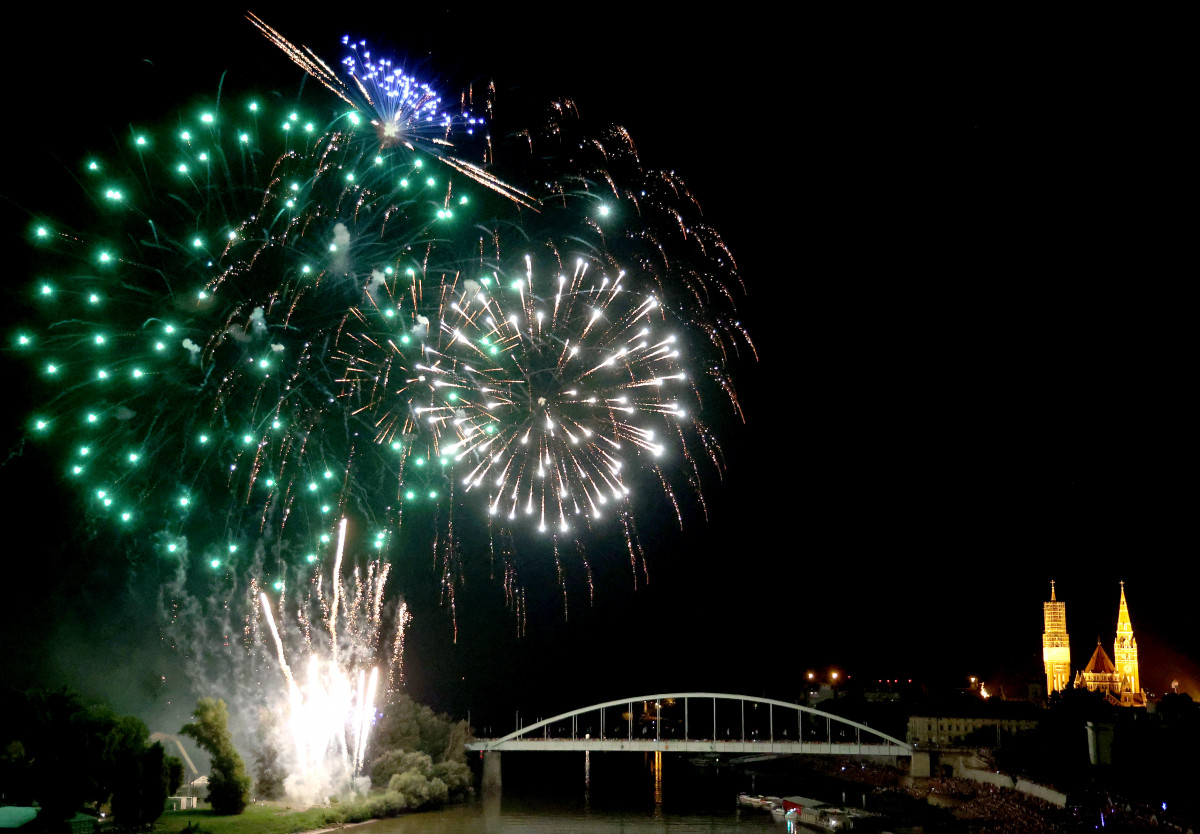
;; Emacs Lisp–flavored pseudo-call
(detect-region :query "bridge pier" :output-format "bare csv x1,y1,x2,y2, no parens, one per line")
482,750,502,791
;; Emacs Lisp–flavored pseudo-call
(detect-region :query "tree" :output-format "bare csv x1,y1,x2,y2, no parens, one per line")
12,689,106,821
252,740,285,800
439,718,473,765
251,707,286,800
387,769,447,807
180,698,251,815
368,694,474,765
140,743,171,824
371,750,432,788
111,741,171,828
165,755,185,796
0,688,175,827
106,719,173,828
431,760,473,801
366,693,475,799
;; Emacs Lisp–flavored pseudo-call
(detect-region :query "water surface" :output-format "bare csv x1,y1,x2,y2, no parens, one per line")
358,751,786,833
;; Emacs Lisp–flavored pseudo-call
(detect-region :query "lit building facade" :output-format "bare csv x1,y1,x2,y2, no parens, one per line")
1113,581,1142,703
907,709,1040,748
1042,581,1071,695
1076,641,1121,697
1072,582,1146,707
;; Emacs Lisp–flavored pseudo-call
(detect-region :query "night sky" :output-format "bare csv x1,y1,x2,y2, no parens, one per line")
1,5,1190,742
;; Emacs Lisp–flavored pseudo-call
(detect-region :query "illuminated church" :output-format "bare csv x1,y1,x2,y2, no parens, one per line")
1041,581,1146,707
1041,581,1071,695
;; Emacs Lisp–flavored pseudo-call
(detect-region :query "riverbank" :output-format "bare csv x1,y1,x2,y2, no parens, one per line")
156,801,378,834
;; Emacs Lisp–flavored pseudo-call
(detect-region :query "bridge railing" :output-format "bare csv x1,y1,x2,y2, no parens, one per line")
467,692,912,754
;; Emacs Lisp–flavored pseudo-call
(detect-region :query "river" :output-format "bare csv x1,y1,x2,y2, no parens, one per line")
353,751,912,833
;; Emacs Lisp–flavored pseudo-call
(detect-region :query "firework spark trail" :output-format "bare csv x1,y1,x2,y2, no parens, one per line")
260,591,298,694
554,538,568,621
352,666,379,776
247,14,351,108
328,517,347,667
387,601,411,692
16,19,752,646
249,519,400,801
337,250,704,537
27,109,737,572
15,85,479,563
248,14,539,209
618,511,648,591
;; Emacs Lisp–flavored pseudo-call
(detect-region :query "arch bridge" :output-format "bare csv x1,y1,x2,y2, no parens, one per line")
466,692,912,759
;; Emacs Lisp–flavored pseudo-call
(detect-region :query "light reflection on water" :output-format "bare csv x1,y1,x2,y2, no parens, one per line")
355,752,775,832
355,794,776,833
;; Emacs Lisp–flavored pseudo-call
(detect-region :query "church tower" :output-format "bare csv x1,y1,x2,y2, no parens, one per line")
1113,581,1143,705
1042,580,1071,695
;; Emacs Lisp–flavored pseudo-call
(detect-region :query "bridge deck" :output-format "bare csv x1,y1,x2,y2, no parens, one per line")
466,738,908,756
465,693,913,758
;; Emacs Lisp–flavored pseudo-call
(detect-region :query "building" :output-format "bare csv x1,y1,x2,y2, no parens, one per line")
1073,582,1146,707
908,707,1040,748
1042,580,1071,695
1077,641,1122,698
1112,581,1142,702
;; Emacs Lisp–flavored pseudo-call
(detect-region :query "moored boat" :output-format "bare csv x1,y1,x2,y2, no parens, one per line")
770,796,854,830
738,792,782,809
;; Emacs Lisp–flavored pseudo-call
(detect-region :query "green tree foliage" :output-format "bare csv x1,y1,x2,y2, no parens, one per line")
366,694,475,802
4,689,110,820
367,694,472,767
111,740,171,828
180,697,252,815
141,743,170,822
1,690,77,819
388,769,448,807
431,760,474,801
439,717,473,766
165,755,185,796
0,688,175,827
370,750,432,788
252,742,285,801
313,755,468,824
252,707,286,800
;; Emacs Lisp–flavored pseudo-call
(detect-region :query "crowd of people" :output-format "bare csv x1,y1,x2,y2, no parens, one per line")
800,756,905,788
923,779,1063,831
793,758,1193,832
751,755,1195,832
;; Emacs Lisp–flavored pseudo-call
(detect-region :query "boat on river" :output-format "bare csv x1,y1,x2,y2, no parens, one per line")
769,796,854,830
736,792,781,809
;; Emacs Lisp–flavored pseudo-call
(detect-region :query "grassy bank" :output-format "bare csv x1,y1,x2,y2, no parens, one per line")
155,802,346,834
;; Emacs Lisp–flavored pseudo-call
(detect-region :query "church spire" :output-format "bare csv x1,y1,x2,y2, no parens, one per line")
1112,582,1143,706
1117,581,1132,635
1070,581,1147,707
1050,579,1056,601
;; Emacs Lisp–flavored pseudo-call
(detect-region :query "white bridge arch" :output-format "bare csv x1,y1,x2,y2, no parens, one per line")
466,692,912,757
